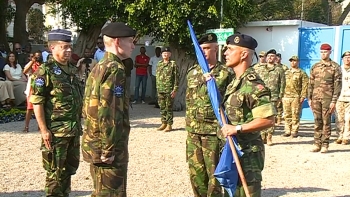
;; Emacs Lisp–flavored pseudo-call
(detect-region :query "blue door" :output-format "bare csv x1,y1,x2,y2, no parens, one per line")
298,27,336,120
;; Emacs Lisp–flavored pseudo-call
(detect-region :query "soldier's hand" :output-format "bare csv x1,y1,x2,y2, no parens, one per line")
41,129,52,150
308,100,312,110
101,155,115,164
329,102,336,114
221,124,237,137
171,90,176,98
203,73,213,82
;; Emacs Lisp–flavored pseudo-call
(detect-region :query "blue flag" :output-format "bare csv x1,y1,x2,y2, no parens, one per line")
187,20,243,197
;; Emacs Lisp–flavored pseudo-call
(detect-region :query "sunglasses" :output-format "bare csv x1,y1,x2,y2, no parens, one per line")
15,48,21,50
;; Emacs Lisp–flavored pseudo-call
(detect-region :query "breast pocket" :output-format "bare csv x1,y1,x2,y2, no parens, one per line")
225,93,244,123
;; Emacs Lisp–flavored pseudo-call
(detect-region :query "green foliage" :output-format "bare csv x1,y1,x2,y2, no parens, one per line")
126,0,253,50
6,5,15,26
27,8,46,43
0,108,27,124
48,0,132,32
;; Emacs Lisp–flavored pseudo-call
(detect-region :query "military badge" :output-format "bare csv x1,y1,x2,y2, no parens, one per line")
113,85,124,97
234,36,240,44
35,77,45,87
208,34,213,41
53,66,62,75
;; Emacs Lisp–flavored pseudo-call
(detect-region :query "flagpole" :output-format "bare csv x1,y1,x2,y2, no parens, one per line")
220,108,251,197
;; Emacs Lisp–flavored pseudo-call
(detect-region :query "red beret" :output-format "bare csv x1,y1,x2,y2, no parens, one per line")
320,43,332,50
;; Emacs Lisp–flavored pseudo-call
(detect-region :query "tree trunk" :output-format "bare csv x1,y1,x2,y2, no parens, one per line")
170,47,196,111
0,0,10,51
73,24,104,57
337,2,350,25
13,0,31,45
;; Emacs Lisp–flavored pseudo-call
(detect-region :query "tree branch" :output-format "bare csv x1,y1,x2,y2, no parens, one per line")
337,2,350,24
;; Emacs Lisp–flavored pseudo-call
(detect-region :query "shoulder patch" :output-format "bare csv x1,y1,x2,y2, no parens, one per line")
247,74,256,81
113,85,124,97
35,77,45,87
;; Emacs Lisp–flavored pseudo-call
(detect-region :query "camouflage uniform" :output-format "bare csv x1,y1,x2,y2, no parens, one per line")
224,67,276,196
186,62,233,197
276,63,289,123
335,66,350,144
257,64,285,142
282,66,309,136
308,60,342,149
82,52,131,196
156,60,179,126
30,60,83,197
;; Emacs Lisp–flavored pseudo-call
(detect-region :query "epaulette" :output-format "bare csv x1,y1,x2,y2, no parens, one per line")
247,73,256,81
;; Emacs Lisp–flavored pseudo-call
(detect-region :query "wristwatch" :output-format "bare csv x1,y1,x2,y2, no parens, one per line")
236,125,242,134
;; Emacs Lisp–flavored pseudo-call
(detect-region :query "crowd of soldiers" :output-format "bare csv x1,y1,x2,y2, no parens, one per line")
29,18,349,197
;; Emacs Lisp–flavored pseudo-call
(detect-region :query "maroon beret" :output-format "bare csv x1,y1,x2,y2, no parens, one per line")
320,43,332,51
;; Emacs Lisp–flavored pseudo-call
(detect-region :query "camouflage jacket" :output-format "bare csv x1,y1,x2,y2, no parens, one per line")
81,52,130,164
257,64,286,101
308,60,342,102
277,63,289,72
338,66,350,102
224,67,276,143
284,68,309,98
185,62,233,135
252,62,265,74
156,60,179,93
30,60,83,137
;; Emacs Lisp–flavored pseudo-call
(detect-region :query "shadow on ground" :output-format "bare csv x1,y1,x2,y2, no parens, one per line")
0,191,90,197
262,187,329,196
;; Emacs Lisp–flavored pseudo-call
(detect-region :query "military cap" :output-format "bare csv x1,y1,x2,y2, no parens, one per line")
320,43,332,51
342,51,350,58
101,22,136,38
276,53,281,58
48,29,72,42
226,33,258,50
289,55,299,61
198,33,218,45
266,49,277,55
259,51,266,57
162,47,171,53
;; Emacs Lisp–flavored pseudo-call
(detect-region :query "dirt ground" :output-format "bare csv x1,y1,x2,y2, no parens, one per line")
0,103,349,197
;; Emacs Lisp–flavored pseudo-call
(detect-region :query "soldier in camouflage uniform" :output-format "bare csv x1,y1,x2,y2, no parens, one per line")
275,53,289,125
220,33,276,197
308,43,342,153
30,29,83,197
156,47,179,132
334,51,350,145
252,51,266,72
186,33,233,197
281,56,309,138
81,22,136,196
258,49,286,146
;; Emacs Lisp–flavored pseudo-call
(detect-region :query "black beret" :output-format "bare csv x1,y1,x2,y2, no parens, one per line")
226,33,257,50
342,51,350,58
276,53,281,58
162,47,171,53
101,22,136,38
198,33,218,45
266,49,277,55
48,29,72,42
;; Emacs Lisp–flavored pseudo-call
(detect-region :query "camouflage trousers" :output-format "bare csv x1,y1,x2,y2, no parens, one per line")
186,132,222,197
232,140,265,197
282,97,302,135
311,99,332,147
90,162,128,197
335,101,350,140
261,101,278,135
277,100,283,119
158,92,174,125
41,136,80,197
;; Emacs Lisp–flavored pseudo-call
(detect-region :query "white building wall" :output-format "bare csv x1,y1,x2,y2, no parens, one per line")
237,20,327,65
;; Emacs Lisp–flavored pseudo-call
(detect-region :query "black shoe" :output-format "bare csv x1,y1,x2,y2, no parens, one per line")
154,103,160,108
282,133,291,137
291,133,298,138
